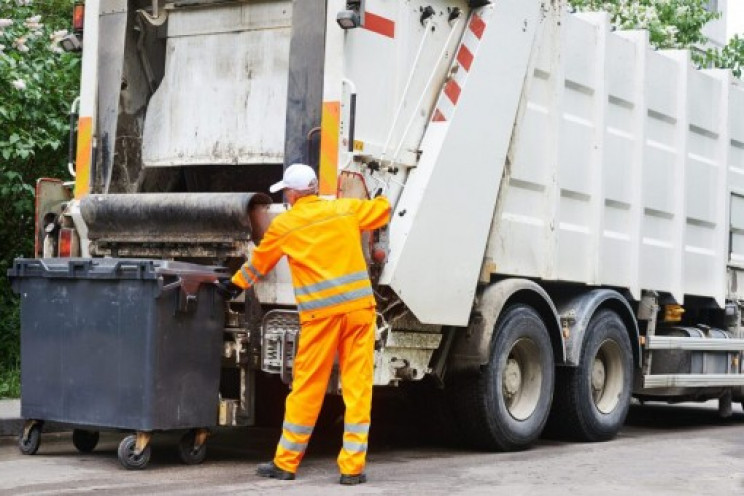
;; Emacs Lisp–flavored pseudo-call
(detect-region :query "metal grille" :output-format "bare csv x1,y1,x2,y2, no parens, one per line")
261,310,301,384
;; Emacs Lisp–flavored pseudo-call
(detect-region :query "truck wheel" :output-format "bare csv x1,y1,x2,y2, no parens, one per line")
72,429,100,453
117,434,151,470
548,309,632,442
453,304,554,451
18,423,42,455
178,430,207,465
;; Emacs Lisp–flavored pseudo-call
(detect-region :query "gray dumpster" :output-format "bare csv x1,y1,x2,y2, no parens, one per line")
7,258,227,469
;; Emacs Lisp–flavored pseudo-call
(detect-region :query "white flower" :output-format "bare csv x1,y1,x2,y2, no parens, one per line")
0,19,13,28
49,29,68,45
12,36,29,52
12,79,27,90
0,43,5,53
49,43,62,54
24,16,42,30
16,0,32,6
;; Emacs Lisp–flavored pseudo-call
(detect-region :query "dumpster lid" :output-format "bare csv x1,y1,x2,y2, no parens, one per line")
7,258,228,281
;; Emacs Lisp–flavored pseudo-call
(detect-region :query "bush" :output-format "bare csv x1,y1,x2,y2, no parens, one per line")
1,0,80,396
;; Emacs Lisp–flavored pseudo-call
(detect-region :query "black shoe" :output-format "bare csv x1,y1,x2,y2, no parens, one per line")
256,461,295,480
339,473,367,485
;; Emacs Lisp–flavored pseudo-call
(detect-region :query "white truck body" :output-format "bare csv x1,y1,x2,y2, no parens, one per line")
334,1,744,325
46,0,744,451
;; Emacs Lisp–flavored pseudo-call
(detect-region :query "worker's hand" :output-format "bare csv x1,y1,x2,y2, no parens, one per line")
214,278,244,300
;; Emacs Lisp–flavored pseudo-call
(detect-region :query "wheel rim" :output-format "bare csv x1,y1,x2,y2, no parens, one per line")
591,339,624,414
126,441,146,465
502,337,543,421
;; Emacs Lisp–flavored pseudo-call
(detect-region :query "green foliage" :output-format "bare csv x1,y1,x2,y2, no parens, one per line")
568,0,744,76
1,0,80,396
0,364,20,399
703,34,744,78
569,0,718,49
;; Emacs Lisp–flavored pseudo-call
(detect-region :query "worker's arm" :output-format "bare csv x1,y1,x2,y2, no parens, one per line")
231,224,285,290
352,196,392,231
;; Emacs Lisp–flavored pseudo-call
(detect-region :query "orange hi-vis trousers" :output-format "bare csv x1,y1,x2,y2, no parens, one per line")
273,307,376,475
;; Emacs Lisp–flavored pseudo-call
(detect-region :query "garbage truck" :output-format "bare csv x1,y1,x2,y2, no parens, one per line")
23,0,744,462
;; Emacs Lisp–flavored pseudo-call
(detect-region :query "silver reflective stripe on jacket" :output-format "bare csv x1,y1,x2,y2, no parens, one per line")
297,286,373,312
294,270,369,298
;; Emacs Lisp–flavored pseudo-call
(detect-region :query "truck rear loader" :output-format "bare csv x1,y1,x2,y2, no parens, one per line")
19,0,744,465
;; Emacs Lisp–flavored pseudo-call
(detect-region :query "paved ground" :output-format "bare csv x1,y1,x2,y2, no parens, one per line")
1,401,744,495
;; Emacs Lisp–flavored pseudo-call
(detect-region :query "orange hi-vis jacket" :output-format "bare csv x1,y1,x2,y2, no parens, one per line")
232,195,391,322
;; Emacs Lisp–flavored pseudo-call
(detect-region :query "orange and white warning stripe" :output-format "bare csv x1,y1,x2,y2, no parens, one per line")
431,8,491,123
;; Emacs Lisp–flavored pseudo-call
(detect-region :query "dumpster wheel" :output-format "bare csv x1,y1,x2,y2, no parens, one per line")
18,420,43,455
117,432,152,470
178,428,209,465
72,429,100,453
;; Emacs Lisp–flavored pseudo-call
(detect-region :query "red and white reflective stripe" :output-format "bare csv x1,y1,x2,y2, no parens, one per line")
431,9,491,123
363,10,395,38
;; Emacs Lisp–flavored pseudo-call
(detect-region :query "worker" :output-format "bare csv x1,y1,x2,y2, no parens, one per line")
217,163,391,485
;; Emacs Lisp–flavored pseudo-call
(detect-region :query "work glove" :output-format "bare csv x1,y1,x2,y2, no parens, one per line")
214,278,244,300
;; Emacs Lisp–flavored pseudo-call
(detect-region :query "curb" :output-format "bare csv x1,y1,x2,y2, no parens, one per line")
0,400,69,438
0,417,25,438
0,419,68,438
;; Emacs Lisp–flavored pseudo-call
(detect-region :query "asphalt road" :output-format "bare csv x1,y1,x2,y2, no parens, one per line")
1,401,743,496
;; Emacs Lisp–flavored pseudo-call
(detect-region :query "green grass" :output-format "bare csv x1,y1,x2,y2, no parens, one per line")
0,365,20,399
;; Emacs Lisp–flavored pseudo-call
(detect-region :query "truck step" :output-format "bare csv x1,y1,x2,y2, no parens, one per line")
646,336,744,351
643,374,744,388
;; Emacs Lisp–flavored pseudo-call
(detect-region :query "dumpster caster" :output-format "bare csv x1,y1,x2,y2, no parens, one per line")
117,432,152,470
18,420,43,455
72,429,100,453
178,428,209,465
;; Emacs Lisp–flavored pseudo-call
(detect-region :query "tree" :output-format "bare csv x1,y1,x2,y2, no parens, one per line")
0,0,80,397
569,0,743,77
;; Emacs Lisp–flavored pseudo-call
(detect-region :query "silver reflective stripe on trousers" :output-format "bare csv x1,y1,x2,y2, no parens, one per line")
344,423,370,434
297,286,374,312
279,435,307,453
283,421,314,435
342,441,368,453
294,270,369,297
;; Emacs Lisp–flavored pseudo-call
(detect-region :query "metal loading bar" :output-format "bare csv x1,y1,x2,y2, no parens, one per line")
644,374,744,388
80,192,272,244
646,336,744,351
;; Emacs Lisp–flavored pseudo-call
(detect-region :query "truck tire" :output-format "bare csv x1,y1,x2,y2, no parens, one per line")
548,309,632,442
452,304,554,451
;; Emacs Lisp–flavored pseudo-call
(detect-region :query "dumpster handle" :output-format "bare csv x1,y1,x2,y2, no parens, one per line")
67,259,92,276
160,278,181,293
112,260,153,279
14,259,49,277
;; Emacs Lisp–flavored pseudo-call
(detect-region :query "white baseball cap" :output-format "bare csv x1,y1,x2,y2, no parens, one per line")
269,163,318,193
